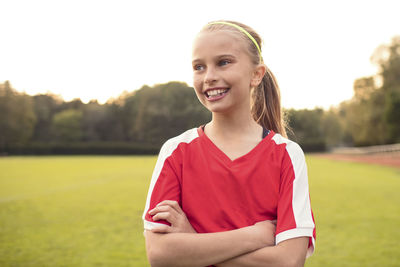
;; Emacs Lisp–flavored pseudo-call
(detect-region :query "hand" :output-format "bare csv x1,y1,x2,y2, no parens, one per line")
251,220,276,247
148,200,197,234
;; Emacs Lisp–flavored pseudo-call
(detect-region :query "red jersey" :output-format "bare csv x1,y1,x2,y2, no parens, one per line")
143,126,316,257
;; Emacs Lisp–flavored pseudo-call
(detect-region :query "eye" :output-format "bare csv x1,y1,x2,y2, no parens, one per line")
218,59,231,66
193,64,204,71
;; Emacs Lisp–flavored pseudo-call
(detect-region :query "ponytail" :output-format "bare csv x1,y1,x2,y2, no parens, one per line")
251,66,287,137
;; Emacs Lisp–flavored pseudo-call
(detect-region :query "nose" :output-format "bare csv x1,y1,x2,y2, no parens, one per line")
204,66,218,85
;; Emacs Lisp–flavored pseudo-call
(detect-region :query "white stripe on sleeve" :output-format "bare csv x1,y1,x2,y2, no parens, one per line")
142,128,199,229
272,134,315,257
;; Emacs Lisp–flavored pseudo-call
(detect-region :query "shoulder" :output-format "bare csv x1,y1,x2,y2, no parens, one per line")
270,132,305,162
159,127,200,157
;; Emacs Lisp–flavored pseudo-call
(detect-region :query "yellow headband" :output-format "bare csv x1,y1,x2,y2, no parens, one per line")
207,21,263,62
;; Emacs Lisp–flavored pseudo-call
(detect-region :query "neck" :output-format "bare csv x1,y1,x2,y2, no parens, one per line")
207,106,262,139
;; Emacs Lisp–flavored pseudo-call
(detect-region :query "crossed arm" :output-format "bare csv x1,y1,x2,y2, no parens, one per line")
144,200,309,267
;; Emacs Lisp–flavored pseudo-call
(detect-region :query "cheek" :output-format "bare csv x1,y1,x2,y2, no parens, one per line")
192,75,203,94
192,78,207,106
193,88,207,107
230,74,249,90
193,87,203,101
192,82,202,98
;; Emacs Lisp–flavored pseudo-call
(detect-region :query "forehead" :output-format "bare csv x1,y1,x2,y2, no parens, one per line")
192,30,247,60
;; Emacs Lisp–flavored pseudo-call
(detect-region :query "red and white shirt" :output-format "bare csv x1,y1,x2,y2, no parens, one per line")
143,126,316,257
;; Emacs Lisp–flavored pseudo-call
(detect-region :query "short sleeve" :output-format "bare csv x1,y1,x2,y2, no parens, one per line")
142,140,182,231
275,141,316,257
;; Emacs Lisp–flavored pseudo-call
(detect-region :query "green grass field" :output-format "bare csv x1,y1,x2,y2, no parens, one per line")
0,156,399,266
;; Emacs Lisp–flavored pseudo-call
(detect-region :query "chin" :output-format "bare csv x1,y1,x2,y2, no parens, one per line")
205,104,234,114
198,96,236,114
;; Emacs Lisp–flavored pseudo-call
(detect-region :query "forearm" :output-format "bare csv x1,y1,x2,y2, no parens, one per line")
145,228,264,267
216,237,309,267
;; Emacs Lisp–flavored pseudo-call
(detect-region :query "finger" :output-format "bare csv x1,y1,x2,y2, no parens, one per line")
151,224,172,233
149,205,178,216
152,211,176,224
156,200,183,214
149,205,185,222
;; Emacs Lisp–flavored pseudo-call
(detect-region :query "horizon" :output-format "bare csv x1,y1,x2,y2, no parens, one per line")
0,79,354,110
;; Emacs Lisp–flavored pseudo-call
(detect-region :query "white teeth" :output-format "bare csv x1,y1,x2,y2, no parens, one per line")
207,89,228,97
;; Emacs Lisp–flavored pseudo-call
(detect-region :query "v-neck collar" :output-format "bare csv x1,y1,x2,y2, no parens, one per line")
197,125,274,166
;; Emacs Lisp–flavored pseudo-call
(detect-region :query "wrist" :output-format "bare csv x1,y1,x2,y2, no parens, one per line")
240,225,265,251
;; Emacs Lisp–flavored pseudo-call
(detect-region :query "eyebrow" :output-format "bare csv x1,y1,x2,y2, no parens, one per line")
192,54,236,64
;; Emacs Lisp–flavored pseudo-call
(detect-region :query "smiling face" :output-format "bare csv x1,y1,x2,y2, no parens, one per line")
192,30,258,115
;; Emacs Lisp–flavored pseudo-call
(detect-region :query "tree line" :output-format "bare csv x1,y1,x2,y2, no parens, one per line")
1,36,399,154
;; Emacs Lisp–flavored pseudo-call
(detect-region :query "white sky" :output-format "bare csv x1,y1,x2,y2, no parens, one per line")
0,0,399,109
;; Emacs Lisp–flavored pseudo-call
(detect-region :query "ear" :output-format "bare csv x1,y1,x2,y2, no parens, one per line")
250,64,267,88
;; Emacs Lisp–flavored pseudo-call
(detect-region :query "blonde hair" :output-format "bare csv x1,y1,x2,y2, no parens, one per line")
201,20,287,137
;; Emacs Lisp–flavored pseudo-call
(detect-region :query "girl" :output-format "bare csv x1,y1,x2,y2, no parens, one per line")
142,20,316,267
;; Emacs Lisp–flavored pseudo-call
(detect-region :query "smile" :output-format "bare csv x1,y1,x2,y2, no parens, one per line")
204,88,230,101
